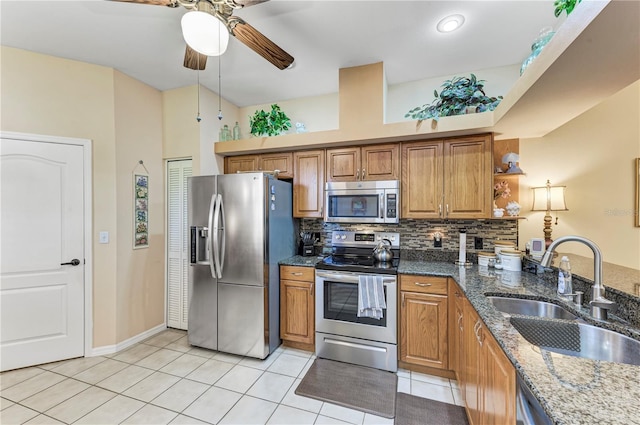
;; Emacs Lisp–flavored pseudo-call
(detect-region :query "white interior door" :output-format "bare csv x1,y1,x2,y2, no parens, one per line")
166,159,192,330
1,137,85,371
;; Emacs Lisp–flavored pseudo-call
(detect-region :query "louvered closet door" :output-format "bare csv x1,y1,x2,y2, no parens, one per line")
167,160,192,329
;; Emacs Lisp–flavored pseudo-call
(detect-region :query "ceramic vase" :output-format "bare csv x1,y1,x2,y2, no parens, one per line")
505,201,521,217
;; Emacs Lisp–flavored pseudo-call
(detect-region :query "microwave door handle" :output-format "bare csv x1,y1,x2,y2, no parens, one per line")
207,194,217,278
213,194,225,278
380,193,384,219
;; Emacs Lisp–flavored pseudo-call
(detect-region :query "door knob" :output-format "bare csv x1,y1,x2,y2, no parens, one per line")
61,259,81,266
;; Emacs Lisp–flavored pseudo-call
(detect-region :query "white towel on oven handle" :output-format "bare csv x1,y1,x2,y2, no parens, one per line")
357,275,386,320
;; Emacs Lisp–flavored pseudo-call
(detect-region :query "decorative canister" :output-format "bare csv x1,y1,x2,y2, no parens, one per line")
494,241,516,256
478,251,497,267
500,249,522,271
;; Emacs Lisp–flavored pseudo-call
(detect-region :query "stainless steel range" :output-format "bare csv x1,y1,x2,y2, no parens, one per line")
315,231,400,372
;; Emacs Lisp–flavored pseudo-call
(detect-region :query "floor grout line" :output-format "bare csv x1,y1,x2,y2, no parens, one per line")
1,329,463,425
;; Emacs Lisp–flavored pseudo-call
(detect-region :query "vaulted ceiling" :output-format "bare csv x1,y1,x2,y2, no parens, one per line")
1,1,561,107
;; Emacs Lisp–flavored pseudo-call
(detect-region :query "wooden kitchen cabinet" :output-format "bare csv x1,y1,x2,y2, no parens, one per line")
224,152,293,179
225,154,260,174
483,331,516,425
326,143,399,182
461,298,516,425
280,265,315,351
260,152,293,179
401,134,493,219
449,281,466,383
293,150,325,218
399,275,448,370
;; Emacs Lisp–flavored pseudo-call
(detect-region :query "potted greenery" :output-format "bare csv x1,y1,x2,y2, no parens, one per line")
249,104,292,137
405,74,503,123
553,0,581,17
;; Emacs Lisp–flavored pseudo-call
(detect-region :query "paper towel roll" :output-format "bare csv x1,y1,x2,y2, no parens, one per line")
459,231,467,264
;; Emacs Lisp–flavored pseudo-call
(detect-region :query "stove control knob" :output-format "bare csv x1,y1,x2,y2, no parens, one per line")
341,235,347,240
390,236,396,241
377,236,381,240
335,234,340,239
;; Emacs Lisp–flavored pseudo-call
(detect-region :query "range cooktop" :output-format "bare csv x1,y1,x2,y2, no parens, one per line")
315,231,400,275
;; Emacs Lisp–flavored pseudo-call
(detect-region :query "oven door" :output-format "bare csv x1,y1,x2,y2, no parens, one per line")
324,189,386,224
315,270,397,344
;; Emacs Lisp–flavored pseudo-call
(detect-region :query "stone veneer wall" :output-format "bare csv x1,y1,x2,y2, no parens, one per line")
300,218,519,257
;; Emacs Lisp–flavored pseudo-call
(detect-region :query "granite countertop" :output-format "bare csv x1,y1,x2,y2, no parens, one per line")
399,260,640,425
279,255,322,267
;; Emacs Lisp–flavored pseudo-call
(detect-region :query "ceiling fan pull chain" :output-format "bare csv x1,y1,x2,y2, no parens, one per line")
196,54,202,122
218,29,223,120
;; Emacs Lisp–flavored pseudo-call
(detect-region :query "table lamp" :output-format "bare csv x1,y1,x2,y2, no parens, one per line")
531,180,568,248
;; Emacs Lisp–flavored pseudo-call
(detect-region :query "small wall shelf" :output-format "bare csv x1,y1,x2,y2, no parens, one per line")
494,172,525,177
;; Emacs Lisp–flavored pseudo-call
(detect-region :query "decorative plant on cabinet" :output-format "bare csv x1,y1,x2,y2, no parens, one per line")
405,74,503,123
249,104,292,137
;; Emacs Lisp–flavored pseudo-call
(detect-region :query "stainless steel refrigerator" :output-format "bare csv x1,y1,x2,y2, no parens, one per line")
187,173,294,359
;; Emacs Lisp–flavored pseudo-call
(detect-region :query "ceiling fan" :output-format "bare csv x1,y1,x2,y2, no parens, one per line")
112,0,294,71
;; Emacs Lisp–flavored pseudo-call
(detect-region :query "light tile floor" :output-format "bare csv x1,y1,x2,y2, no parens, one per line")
1,329,464,425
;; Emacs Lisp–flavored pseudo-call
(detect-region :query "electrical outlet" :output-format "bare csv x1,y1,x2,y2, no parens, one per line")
474,237,483,250
434,232,443,248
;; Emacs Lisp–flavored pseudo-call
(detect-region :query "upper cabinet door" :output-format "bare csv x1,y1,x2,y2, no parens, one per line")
326,144,399,182
225,155,259,174
361,143,399,181
293,150,325,218
326,147,360,182
261,152,293,179
401,140,444,218
443,134,492,219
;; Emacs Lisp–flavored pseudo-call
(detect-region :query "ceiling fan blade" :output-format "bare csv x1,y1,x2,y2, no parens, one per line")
183,45,207,70
228,17,294,70
109,0,179,7
230,0,270,7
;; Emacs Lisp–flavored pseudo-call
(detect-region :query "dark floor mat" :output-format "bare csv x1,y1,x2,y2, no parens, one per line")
395,392,469,425
295,358,397,418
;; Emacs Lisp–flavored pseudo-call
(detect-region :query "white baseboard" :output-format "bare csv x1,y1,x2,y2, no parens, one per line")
89,323,167,357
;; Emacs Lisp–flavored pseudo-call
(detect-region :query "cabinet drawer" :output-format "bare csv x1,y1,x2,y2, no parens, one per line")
400,275,448,295
280,266,315,282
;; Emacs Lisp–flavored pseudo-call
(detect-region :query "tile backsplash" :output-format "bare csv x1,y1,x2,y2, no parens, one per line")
300,218,519,255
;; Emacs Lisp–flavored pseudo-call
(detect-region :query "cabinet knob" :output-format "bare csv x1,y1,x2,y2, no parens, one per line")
291,272,303,276
414,282,432,287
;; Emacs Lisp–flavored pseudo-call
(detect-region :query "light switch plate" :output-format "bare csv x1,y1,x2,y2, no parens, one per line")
99,231,109,244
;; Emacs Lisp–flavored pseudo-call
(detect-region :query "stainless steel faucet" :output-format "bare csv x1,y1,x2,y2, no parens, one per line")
540,235,617,320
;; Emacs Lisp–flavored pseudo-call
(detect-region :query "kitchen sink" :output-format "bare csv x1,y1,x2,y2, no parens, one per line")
510,317,640,366
486,296,579,320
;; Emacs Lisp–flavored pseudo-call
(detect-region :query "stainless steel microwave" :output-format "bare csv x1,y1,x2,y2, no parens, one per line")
324,180,400,224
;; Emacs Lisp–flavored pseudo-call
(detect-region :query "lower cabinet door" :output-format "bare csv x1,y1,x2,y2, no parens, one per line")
400,291,448,369
483,332,516,425
280,279,314,345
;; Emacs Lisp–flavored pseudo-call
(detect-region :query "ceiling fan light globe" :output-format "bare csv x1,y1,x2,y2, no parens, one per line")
181,11,229,56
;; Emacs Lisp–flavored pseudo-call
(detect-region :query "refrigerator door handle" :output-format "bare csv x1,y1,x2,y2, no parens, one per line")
212,193,225,279
207,193,217,278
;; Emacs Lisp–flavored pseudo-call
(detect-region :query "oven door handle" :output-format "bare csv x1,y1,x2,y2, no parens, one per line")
315,271,396,285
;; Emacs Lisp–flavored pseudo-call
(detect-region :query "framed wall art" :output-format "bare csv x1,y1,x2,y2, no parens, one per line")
134,170,149,249
633,158,640,227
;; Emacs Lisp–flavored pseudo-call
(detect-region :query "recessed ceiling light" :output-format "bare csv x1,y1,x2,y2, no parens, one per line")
437,14,465,33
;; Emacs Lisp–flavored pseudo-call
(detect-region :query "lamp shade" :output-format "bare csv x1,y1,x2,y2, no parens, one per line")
501,152,519,164
181,11,229,56
531,180,568,212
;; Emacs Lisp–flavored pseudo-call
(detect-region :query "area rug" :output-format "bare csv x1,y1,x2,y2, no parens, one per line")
295,358,397,418
395,392,469,425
